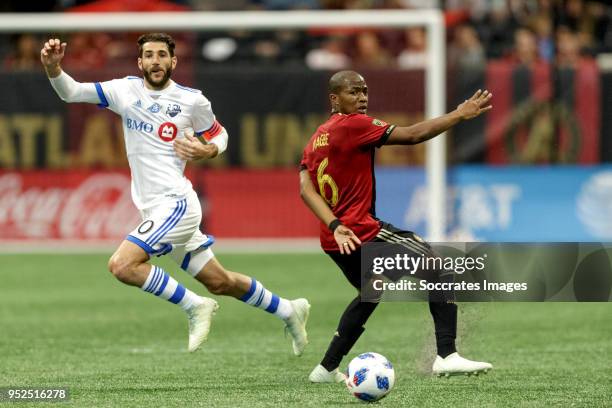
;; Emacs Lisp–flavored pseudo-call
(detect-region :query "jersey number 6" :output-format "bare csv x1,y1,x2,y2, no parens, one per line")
317,157,339,207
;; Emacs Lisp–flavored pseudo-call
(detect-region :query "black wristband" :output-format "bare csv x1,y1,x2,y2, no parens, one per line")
328,219,342,232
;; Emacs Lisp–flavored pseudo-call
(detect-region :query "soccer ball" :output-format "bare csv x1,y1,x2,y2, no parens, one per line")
346,352,395,402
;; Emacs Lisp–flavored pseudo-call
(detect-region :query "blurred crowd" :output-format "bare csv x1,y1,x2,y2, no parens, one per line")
1,0,611,71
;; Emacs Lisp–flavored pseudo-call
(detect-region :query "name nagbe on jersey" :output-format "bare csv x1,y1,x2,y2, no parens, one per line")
312,132,329,151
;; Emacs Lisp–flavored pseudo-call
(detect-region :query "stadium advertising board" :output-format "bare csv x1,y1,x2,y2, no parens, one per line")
376,165,612,241
0,171,138,241
0,169,317,242
1,166,611,242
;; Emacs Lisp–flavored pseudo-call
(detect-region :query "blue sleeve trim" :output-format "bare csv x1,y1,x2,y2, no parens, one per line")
126,235,155,254
180,252,192,271
152,243,172,257
94,82,109,108
179,237,214,272
240,278,257,302
197,236,215,250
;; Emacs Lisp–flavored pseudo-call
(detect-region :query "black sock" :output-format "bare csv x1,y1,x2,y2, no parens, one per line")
320,296,378,371
429,302,457,358
320,326,364,372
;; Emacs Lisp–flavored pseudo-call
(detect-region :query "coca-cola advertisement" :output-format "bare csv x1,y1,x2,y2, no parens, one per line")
0,171,139,241
0,169,319,244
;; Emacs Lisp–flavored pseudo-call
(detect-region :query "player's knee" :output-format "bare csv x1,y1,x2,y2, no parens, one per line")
205,273,236,296
108,256,137,283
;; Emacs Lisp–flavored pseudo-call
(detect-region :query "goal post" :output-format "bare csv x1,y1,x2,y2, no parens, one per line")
0,10,447,241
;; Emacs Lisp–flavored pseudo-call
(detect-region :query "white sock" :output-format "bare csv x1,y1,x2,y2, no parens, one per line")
141,265,203,311
239,278,293,320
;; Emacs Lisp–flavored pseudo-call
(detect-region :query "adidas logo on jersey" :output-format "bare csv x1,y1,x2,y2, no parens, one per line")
133,100,142,108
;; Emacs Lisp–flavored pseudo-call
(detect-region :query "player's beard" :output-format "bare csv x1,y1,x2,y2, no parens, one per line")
144,65,172,89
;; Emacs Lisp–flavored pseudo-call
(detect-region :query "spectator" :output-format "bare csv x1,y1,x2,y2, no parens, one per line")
587,1,612,53
556,27,582,68
531,14,554,61
249,30,307,64
352,31,393,68
510,27,539,66
306,35,351,70
201,37,239,63
253,36,282,62
556,0,585,33
61,33,108,70
3,34,39,71
448,24,485,69
397,27,427,70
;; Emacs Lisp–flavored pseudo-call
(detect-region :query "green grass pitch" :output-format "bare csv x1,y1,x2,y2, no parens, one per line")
0,253,610,407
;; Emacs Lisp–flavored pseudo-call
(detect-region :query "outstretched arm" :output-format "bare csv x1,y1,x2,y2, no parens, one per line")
299,170,361,254
386,89,493,145
41,38,101,104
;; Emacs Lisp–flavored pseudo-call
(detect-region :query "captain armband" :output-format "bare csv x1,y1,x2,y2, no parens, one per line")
197,120,228,155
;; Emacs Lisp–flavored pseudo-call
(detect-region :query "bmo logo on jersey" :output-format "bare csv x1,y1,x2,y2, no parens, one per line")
158,122,178,142
126,117,154,133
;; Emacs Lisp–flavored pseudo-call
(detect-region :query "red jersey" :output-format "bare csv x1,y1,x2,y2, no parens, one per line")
300,113,396,251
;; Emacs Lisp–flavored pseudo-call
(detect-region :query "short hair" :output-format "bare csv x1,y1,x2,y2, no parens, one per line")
137,33,176,57
328,70,363,94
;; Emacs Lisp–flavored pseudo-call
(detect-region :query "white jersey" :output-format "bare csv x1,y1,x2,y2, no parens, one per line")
95,76,216,209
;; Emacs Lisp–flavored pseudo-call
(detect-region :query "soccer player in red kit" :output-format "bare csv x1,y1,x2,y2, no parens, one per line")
300,70,494,382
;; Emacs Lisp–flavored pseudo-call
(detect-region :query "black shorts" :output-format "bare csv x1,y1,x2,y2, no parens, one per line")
326,221,434,291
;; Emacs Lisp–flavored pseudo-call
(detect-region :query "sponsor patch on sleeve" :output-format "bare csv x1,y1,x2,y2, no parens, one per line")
372,118,388,127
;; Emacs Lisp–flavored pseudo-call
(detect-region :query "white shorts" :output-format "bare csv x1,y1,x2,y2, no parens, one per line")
126,189,215,276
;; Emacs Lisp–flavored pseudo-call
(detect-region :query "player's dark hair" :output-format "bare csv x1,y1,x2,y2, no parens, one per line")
328,70,362,94
137,33,176,57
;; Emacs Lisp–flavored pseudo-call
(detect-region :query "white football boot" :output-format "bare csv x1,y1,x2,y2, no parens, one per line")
186,297,219,352
308,364,347,383
284,298,310,356
432,352,493,377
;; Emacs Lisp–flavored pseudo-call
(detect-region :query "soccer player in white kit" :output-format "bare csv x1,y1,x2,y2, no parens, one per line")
40,33,309,355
